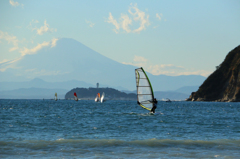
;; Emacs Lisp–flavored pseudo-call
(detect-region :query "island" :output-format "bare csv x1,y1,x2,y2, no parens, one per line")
65,87,137,100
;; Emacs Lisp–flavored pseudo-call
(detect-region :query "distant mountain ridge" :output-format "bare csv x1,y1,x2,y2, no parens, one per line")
0,78,95,91
0,87,68,99
122,85,199,101
0,82,199,100
0,38,206,91
175,86,199,95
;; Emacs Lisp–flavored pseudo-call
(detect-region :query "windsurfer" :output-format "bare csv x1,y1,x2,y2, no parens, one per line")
151,98,157,113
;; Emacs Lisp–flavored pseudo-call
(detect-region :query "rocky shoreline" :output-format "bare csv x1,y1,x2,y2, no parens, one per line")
186,45,240,102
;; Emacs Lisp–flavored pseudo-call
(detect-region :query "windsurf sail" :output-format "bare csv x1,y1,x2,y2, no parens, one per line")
101,92,105,103
95,93,100,102
135,67,154,111
55,93,57,101
74,92,78,101
98,93,100,99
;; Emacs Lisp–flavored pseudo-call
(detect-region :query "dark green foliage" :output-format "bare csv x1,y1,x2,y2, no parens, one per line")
65,87,136,100
189,45,240,101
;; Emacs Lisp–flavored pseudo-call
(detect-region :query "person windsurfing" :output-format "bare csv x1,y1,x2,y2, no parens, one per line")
135,67,158,114
151,98,158,113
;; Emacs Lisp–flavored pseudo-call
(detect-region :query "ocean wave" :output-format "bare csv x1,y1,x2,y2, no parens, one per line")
1,138,240,149
1,139,240,158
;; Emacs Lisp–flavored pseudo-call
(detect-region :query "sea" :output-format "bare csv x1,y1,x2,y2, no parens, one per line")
1,99,240,159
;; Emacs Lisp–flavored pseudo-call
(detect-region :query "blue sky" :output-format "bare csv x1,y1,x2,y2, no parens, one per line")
0,0,240,77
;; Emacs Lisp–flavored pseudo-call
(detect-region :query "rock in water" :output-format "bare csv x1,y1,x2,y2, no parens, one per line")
186,45,240,102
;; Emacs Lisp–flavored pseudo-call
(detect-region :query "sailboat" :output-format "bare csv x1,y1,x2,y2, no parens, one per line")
135,67,156,113
74,92,78,101
54,93,58,101
100,92,105,103
95,93,100,102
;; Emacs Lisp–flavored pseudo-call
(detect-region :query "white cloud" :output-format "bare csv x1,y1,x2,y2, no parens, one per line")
129,4,150,33
120,14,132,33
9,0,24,7
148,64,185,75
86,20,95,28
0,57,23,72
35,20,57,35
156,13,162,20
0,59,9,65
0,30,19,52
0,28,58,72
20,38,58,56
20,41,50,56
150,64,211,76
177,70,212,77
134,55,148,62
9,0,19,6
51,38,58,47
153,13,163,28
122,56,211,77
107,13,120,33
106,3,149,33
122,55,149,68
1,38,58,72
0,30,58,70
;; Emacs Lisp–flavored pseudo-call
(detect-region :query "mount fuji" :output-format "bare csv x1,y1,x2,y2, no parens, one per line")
0,38,206,91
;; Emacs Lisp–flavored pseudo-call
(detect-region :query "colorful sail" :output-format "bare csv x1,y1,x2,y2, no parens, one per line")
98,93,100,98
74,92,78,101
95,93,100,102
135,67,154,111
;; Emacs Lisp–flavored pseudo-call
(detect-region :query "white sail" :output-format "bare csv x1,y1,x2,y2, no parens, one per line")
135,67,154,111
100,92,105,103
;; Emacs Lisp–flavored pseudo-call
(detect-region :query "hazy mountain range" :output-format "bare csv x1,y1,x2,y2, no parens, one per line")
0,78,199,100
0,78,95,91
0,87,68,99
0,38,206,99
